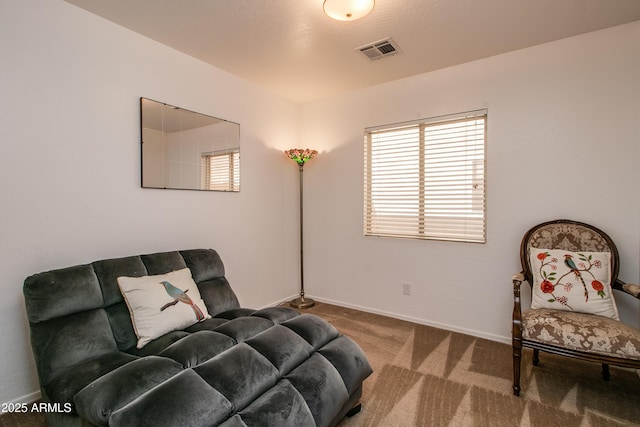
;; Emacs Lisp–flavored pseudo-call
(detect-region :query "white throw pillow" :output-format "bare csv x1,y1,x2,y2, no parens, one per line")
118,268,211,348
530,248,619,320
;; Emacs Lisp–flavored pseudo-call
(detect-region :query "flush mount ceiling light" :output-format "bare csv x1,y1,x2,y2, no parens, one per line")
323,0,375,21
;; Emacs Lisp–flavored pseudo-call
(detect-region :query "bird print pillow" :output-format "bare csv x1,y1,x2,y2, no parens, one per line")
118,268,211,348
529,248,619,320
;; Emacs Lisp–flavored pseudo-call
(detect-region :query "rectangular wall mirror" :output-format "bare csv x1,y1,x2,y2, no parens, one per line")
141,97,240,191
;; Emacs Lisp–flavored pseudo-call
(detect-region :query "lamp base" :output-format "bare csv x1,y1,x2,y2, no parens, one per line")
289,296,315,309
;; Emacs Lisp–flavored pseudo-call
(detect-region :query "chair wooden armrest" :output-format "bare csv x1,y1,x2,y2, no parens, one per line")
613,279,640,299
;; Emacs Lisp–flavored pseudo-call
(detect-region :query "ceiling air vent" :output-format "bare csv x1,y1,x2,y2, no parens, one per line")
358,38,399,61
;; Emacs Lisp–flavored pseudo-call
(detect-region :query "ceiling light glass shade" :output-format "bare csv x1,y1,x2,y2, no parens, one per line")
323,0,375,21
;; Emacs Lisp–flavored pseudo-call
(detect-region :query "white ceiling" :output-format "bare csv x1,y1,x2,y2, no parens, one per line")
63,0,640,104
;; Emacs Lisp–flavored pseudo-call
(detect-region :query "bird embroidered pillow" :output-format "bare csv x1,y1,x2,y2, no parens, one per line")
529,248,619,320
117,268,211,348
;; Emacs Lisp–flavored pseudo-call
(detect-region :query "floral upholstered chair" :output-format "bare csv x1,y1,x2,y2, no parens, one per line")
511,219,640,396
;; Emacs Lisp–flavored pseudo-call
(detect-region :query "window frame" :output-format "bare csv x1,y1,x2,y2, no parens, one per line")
201,149,240,191
364,109,487,243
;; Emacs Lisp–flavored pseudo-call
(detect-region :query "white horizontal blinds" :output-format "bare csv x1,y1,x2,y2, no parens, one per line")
422,116,485,242
202,150,240,191
365,125,421,237
364,110,486,243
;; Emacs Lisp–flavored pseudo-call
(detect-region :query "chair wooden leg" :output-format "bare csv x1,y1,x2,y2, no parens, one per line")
512,345,522,396
532,349,539,366
602,364,610,381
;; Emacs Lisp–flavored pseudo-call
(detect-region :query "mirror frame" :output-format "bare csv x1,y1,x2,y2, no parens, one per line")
140,97,240,192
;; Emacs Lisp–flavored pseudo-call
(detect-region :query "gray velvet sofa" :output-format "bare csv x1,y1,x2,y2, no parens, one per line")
23,249,372,426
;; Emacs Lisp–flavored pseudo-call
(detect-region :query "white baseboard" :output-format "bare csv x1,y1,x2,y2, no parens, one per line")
308,296,512,345
6,390,41,405
260,294,299,309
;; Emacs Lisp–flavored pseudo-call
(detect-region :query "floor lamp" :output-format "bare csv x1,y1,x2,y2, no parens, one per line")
285,148,318,309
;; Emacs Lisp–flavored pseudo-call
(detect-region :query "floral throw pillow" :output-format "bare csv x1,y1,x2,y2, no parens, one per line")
529,248,619,320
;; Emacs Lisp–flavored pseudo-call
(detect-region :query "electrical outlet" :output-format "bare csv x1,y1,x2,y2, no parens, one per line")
402,283,411,295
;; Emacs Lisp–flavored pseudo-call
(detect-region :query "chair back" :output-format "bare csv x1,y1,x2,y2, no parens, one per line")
519,219,619,289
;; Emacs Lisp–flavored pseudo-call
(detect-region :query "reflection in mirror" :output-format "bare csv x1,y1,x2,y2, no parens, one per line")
141,98,240,191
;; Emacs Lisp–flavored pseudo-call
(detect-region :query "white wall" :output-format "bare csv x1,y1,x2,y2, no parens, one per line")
300,21,640,341
2,0,639,407
0,0,300,404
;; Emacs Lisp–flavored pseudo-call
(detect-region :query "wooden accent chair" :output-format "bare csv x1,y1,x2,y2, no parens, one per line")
511,219,640,396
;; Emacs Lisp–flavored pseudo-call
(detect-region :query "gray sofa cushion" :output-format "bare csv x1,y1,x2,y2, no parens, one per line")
245,325,314,375
29,309,120,387
74,356,184,426
235,380,316,426
196,278,243,317
282,313,340,349
180,248,226,282
125,330,191,357
214,316,275,343
93,256,147,307
141,251,188,275
319,335,372,396
46,352,138,408
157,330,236,368
24,264,104,323
93,256,149,351
285,353,349,427
194,343,280,411
250,306,300,323
108,369,234,427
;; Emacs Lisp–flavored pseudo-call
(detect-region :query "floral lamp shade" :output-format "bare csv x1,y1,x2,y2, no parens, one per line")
285,148,318,165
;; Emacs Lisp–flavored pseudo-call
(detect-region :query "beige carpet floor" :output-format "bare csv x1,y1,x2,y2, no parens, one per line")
3,302,638,426
302,303,640,427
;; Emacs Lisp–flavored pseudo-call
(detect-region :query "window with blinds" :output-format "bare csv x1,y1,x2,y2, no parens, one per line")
364,110,486,243
201,150,240,191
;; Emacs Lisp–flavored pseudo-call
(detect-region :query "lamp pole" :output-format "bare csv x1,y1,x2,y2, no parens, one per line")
291,162,314,308
286,149,317,309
